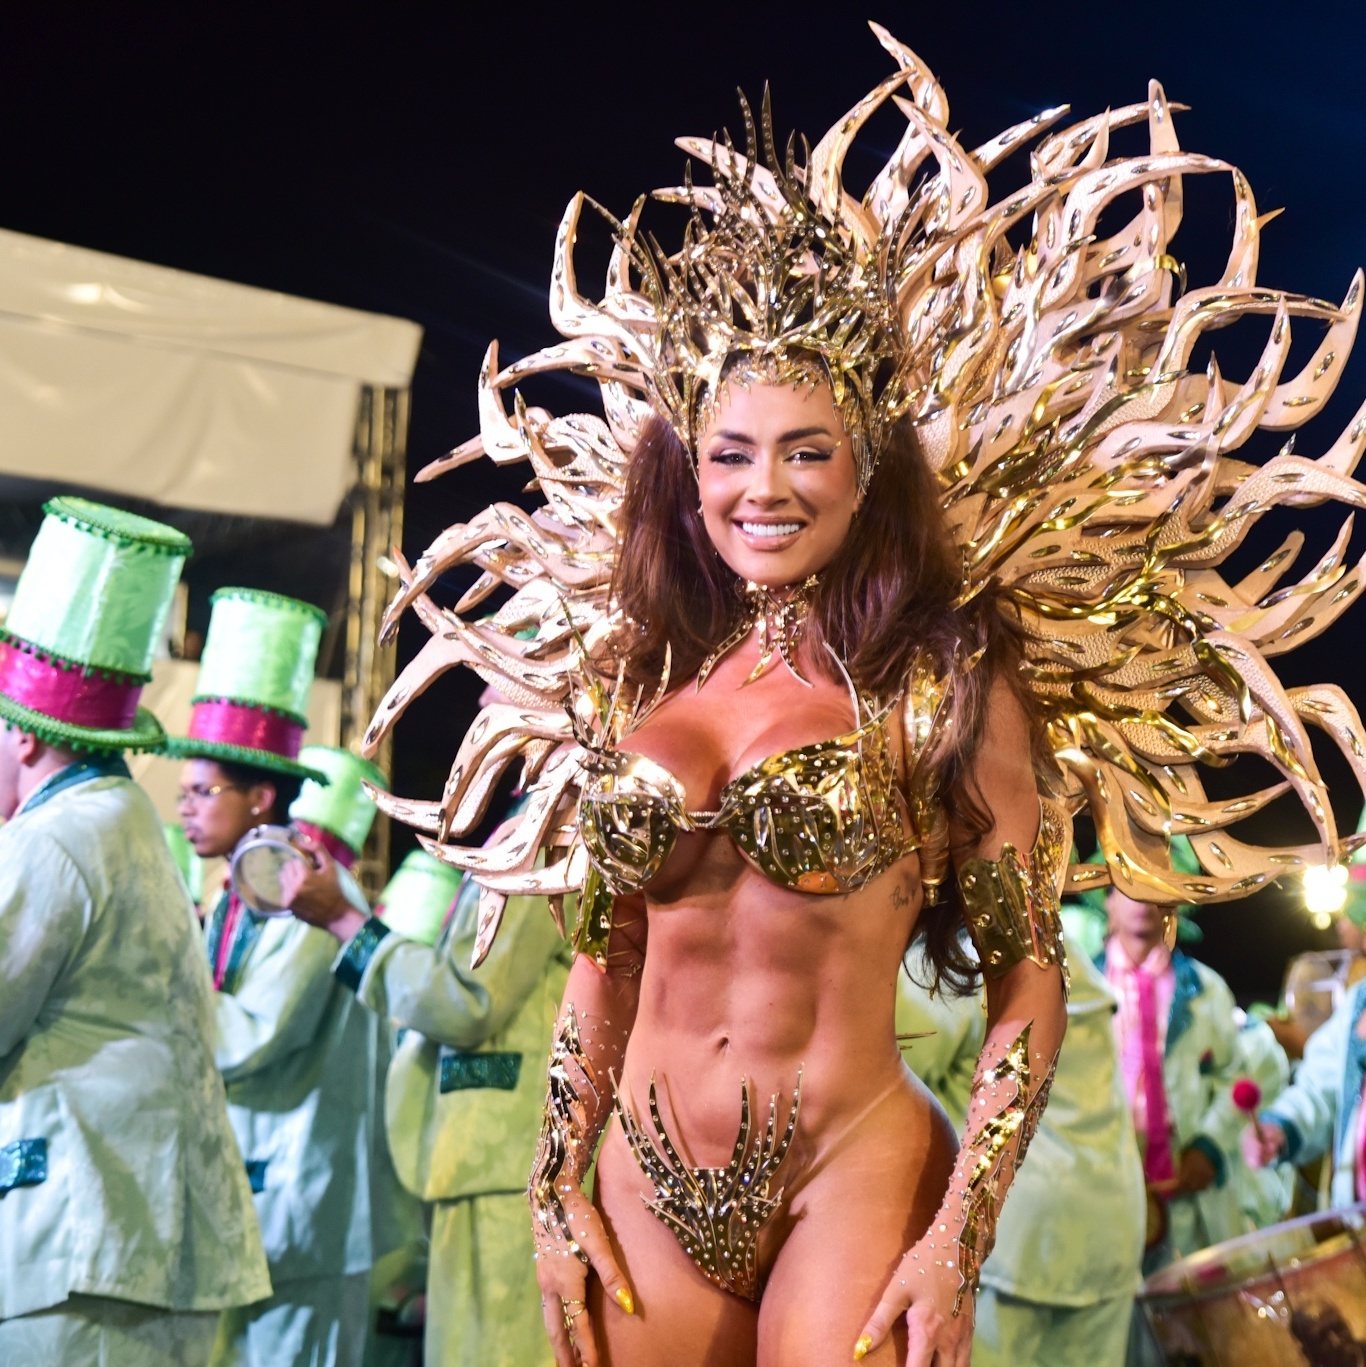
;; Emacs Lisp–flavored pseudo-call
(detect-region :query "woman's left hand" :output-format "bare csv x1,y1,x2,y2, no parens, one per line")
854,1232,973,1365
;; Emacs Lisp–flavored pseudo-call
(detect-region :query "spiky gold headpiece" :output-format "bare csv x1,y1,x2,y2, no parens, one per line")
619,92,912,490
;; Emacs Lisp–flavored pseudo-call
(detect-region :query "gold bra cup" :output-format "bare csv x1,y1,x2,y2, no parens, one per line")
710,720,915,894
578,751,689,895
578,713,918,897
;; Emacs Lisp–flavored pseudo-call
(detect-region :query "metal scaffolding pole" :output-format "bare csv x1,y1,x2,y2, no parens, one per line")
343,384,408,897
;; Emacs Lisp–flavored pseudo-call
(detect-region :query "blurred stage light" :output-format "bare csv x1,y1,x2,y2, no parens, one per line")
1303,862,1349,923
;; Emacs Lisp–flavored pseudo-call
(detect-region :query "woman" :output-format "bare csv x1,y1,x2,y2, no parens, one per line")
525,369,1067,1367
365,26,1366,1367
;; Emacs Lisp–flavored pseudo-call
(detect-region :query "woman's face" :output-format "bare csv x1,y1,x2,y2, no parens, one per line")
696,379,860,587
177,759,272,859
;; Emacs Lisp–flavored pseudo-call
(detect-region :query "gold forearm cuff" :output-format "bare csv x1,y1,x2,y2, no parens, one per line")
954,1023,1057,1313
528,1007,600,1263
957,799,1068,985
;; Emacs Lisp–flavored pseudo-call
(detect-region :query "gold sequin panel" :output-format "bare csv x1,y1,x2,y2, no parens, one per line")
616,1072,801,1301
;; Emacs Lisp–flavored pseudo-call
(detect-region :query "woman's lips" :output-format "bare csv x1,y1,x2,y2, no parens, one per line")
734,519,804,549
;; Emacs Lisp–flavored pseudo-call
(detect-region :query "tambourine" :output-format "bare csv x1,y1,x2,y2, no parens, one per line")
1145,1177,1181,1251
1144,1188,1169,1251
230,824,368,917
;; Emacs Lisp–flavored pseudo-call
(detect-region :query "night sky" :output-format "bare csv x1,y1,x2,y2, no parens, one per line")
3,4,1365,999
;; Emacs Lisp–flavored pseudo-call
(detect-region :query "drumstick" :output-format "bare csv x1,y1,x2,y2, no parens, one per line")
1231,1077,1267,1147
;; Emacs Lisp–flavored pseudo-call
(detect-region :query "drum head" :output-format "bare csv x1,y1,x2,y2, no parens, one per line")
231,826,305,915
1139,1203,1366,1366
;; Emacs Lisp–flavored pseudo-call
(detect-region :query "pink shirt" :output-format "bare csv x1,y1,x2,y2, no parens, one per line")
1105,937,1175,1141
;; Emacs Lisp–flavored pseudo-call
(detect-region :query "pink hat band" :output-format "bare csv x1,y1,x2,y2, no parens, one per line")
187,698,304,759
292,819,358,870
0,637,141,731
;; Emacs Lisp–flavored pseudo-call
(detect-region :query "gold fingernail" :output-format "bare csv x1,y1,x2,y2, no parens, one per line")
615,1287,635,1315
853,1335,873,1361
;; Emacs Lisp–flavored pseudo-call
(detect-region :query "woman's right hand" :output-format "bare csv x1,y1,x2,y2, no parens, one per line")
534,1183,635,1367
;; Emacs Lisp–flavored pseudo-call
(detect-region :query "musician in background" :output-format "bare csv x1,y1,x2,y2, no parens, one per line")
0,501,269,1365
1101,838,1247,1269
169,591,386,1367
899,927,1145,1367
286,794,573,1367
1247,970,1366,1208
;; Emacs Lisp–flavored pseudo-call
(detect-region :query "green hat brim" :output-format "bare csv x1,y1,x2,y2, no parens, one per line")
163,735,330,786
0,693,167,754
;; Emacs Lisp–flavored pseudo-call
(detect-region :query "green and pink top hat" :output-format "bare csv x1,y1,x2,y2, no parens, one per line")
0,497,191,753
289,745,386,869
167,587,329,784
375,849,463,946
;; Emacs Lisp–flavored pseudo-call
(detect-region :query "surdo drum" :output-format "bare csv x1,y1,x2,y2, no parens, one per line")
1138,1204,1366,1365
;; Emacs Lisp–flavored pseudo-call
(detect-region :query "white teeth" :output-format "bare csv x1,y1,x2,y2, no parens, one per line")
740,522,802,538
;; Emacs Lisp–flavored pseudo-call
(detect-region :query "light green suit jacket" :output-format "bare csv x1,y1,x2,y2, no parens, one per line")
0,766,270,1320
209,895,384,1283
336,878,571,1203
1141,952,1247,1258
1264,977,1366,1210
899,934,1146,1305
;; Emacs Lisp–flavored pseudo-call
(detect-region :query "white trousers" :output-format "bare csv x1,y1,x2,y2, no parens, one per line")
210,1271,370,1367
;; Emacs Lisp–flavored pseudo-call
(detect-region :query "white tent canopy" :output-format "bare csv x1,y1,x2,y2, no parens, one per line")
0,228,422,523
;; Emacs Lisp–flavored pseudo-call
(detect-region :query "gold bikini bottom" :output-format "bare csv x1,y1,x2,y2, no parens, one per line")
616,1071,802,1301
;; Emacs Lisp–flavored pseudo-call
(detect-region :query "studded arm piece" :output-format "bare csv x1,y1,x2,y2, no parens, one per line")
957,797,1070,987
528,1006,611,1264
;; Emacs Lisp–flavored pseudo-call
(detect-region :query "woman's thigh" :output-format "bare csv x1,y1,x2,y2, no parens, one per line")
756,1082,958,1367
591,1119,760,1367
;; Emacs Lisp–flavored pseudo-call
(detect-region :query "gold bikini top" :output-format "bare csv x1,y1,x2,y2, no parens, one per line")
577,657,954,898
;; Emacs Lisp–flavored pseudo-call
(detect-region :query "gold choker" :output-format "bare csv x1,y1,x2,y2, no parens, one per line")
697,576,819,690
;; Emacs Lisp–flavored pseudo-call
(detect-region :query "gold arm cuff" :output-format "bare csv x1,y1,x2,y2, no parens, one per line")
954,1023,1058,1313
528,1007,599,1263
957,798,1069,986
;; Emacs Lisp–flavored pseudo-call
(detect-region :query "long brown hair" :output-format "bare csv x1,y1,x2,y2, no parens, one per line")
606,411,1043,993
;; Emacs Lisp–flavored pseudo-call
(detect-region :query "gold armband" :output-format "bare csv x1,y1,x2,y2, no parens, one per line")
572,865,615,970
954,1023,1057,1313
528,1008,600,1263
957,798,1068,986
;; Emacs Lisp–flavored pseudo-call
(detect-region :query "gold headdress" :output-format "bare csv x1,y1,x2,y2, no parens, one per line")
364,24,1366,959
626,91,913,490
